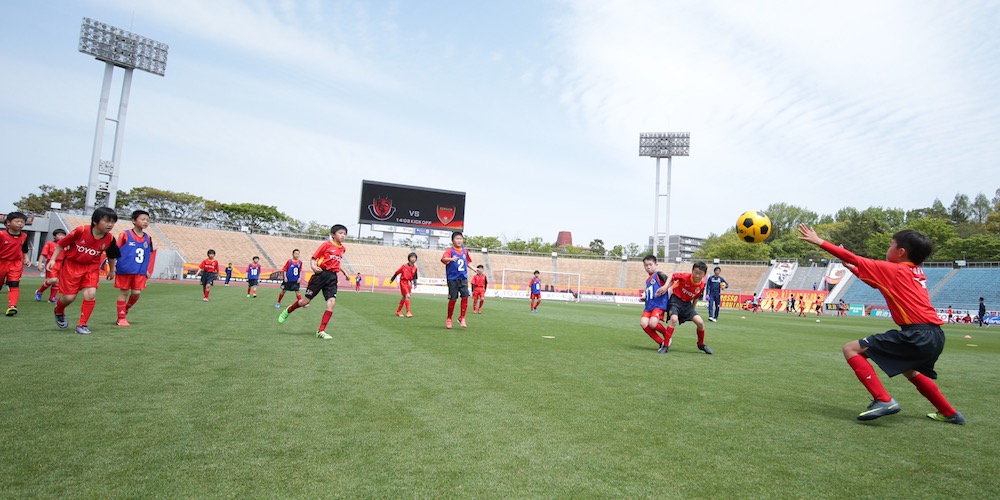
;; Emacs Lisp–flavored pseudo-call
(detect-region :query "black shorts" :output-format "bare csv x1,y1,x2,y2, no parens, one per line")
282,281,301,291
304,270,339,301
860,324,945,379
247,279,259,287
447,278,470,300
668,297,698,324
200,272,217,286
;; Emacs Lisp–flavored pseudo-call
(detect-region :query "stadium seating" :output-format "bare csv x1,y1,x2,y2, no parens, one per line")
930,268,998,310
153,224,257,267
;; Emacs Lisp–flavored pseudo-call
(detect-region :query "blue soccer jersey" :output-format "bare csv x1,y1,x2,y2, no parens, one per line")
284,259,302,282
115,230,152,275
442,247,470,281
248,264,261,279
644,272,669,312
706,275,728,295
530,277,542,295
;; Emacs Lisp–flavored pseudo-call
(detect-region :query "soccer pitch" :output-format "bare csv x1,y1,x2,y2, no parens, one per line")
2,279,998,498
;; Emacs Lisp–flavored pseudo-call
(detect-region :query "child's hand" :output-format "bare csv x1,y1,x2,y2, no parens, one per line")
797,224,824,246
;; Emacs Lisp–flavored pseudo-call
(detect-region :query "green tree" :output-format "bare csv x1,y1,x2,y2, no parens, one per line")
762,203,819,239
935,234,1000,261
692,232,771,261
908,217,958,249
970,193,992,224
625,243,643,258
829,207,890,258
949,194,971,224
588,239,606,255
216,203,290,233
464,235,503,251
13,185,87,213
118,187,215,223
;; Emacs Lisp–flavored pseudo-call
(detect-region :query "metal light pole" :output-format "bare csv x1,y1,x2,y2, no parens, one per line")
639,132,690,259
78,17,168,212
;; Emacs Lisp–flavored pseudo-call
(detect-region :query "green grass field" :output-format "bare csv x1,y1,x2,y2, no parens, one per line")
2,278,999,498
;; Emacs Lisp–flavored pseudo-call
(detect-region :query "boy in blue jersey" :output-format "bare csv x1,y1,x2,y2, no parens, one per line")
276,249,303,307
440,231,471,329
114,210,155,327
705,266,728,322
246,256,261,298
639,255,672,354
529,270,542,312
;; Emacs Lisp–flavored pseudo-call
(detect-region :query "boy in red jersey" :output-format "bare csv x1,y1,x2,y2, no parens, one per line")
441,231,471,329
662,261,713,354
797,295,807,317
194,250,219,301
1,212,32,316
276,249,304,308
35,228,66,303
277,225,352,339
470,265,488,314
798,224,964,424
114,210,156,326
528,270,542,312
390,252,419,317
48,207,121,334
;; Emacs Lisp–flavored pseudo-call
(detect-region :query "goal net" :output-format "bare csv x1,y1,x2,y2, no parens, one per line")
499,268,580,302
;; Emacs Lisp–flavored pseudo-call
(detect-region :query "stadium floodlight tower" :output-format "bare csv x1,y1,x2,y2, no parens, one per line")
639,132,689,259
78,17,168,212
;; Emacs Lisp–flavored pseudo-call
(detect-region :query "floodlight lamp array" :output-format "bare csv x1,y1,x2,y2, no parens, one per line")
639,132,690,157
79,17,168,76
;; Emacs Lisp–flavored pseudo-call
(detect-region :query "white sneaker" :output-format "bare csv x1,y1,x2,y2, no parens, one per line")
316,331,332,339
707,317,717,322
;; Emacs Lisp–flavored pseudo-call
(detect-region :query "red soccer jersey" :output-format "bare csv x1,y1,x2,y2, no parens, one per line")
821,241,942,325
312,241,346,272
199,259,220,273
41,240,58,261
669,273,706,303
59,225,119,265
394,263,418,284
471,273,487,291
0,229,29,261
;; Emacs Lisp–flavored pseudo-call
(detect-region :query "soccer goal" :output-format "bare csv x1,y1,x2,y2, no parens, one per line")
344,264,377,293
499,268,580,302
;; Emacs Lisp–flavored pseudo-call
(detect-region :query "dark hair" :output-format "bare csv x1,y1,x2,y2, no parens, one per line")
292,248,299,253
52,228,67,236
131,210,149,220
642,254,657,263
981,297,985,301
91,207,118,225
5,211,27,223
207,249,216,255
476,264,483,269
713,266,721,272
331,224,348,235
451,231,463,241
533,270,540,274
408,252,418,260
892,229,934,265
252,256,259,260
692,261,708,273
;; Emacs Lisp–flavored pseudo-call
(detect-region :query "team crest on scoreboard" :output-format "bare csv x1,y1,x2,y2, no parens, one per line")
436,205,456,225
368,196,396,221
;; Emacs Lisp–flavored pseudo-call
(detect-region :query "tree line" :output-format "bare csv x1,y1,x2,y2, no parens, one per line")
13,185,1000,262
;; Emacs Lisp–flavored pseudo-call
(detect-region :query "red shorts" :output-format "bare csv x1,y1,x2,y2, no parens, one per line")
472,289,485,299
642,309,665,321
59,261,101,295
115,274,148,290
530,293,541,300
0,260,24,284
400,282,412,296
45,263,61,280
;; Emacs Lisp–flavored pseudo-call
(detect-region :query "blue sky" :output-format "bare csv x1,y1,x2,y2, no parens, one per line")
2,0,999,249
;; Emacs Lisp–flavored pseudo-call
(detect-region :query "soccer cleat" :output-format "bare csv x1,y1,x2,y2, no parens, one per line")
75,324,92,335
203,298,209,302
55,313,68,329
459,317,467,328
446,318,453,329
698,344,714,355
252,294,257,298
395,311,403,317
35,292,43,302
405,312,413,318
707,317,717,322
657,343,669,354
48,298,57,303
927,411,966,425
278,309,289,324
275,302,282,308
316,330,332,339
116,318,131,327
247,294,250,298
5,306,17,317
857,398,900,421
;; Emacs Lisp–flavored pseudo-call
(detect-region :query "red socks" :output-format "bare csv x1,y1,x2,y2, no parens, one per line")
908,373,957,416
663,326,675,346
203,289,210,299
54,298,67,314
397,299,405,313
447,300,456,319
847,355,891,402
460,297,468,318
117,300,128,321
404,299,410,313
287,301,302,313
79,299,96,326
127,295,140,310
696,329,706,346
642,326,664,344
318,310,333,332
7,287,19,307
